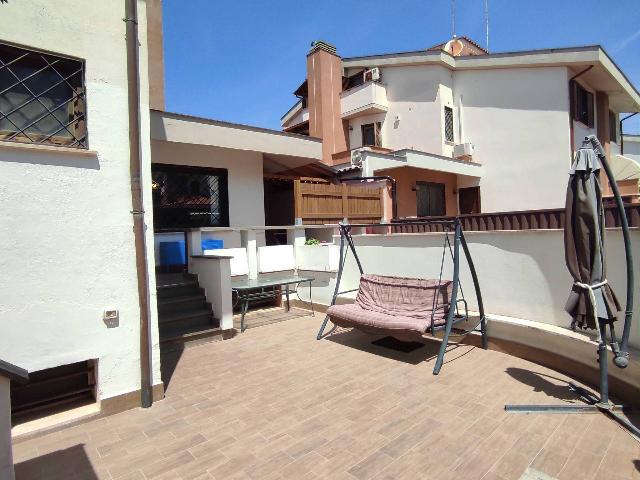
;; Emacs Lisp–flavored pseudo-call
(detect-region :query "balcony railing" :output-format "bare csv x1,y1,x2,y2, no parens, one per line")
340,81,388,119
280,100,309,128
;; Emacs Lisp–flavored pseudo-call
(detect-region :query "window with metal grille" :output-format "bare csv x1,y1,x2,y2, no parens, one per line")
152,164,229,230
0,42,87,148
444,106,454,142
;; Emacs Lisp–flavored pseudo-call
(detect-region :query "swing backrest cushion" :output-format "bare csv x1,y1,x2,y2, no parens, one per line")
326,274,453,338
357,274,452,321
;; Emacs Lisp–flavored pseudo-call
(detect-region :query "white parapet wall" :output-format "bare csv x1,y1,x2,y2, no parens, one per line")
294,228,640,394
189,254,234,331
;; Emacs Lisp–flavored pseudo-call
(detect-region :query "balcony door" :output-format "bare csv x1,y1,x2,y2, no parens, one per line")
416,181,446,217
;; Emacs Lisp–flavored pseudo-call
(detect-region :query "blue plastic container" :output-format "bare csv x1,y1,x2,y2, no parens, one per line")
159,241,186,266
201,239,224,251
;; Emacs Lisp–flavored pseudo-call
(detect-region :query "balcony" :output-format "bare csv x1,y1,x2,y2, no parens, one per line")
340,81,388,119
281,99,309,129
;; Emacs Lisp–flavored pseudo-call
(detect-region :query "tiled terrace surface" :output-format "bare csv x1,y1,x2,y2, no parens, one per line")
13,310,640,480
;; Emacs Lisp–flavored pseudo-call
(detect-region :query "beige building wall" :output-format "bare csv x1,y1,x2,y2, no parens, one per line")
380,166,458,217
453,66,572,212
307,45,349,163
146,0,165,110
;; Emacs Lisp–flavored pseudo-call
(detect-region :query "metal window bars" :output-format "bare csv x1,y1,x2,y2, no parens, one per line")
151,164,230,230
444,106,454,142
0,42,87,148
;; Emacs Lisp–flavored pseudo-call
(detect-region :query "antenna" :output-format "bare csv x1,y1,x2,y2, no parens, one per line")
484,0,489,52
451,0,456,38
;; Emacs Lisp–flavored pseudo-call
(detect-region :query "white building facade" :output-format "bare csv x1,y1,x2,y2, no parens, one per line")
282,39,640,217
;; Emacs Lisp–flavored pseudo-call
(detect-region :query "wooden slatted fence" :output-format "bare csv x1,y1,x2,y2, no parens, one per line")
294,179,383,225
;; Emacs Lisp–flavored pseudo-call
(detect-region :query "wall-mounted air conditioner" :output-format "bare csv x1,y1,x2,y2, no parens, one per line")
364,67,380,82
453,142,474,160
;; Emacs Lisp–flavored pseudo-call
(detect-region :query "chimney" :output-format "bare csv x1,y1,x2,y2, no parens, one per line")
146,0,165,110
306,41,348,165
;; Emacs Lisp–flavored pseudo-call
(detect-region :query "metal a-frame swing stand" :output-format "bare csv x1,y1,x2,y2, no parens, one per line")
316,219,488,375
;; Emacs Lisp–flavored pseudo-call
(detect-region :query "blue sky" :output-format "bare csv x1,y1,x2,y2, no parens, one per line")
163,0,640,133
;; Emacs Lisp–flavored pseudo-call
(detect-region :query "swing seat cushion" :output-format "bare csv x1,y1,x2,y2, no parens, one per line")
327,274,452,337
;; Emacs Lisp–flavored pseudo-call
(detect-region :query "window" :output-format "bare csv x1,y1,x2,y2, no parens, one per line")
458,186,481,214
609,111,617,142
571,81,594,127
0,42,87,148
361,122,382,147
151,164,229,229
416,181,446,217
444,106,454,142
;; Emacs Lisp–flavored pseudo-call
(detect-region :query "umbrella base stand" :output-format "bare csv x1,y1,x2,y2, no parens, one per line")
505,401,639,440
505,334,640,441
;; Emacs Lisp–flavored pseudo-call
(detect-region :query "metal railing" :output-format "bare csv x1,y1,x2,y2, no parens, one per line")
392,203,640,233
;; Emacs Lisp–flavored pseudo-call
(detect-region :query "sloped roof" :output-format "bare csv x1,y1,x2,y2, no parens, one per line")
427,36,488,54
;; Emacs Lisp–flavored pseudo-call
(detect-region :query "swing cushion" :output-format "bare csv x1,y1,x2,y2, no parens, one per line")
326,274,453,337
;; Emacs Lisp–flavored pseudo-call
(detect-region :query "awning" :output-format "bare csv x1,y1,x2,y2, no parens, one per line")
610,154,640,181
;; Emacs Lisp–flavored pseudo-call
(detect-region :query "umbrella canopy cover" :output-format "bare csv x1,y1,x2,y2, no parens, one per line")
564,146,621,330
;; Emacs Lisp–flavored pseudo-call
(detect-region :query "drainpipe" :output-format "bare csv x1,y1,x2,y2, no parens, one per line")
619,112,638,155
125,0,153,408
340,176,397,219
568,66,594,157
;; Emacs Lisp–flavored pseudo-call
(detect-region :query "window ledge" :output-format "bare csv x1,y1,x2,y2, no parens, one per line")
444,140,455,146
0,140,97,157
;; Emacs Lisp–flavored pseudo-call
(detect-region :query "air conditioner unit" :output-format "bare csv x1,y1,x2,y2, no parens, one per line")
351,148,364,166
453,142,474,160
364,67,380,82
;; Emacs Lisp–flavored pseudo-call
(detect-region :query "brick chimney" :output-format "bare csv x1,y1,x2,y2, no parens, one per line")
146,0,165,110
306,41,348,165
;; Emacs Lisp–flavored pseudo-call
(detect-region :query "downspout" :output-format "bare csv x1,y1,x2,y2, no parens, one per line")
619,112,638,155
340,176,397,219
568,66,594,157
124,0,153,408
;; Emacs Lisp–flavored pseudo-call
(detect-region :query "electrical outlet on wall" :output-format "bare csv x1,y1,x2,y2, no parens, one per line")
103,309,119,328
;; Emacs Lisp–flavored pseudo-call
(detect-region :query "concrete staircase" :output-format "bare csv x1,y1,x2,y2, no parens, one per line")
156,273,220,344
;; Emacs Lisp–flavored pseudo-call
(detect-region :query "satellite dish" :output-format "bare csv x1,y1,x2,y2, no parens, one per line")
444,38,465,56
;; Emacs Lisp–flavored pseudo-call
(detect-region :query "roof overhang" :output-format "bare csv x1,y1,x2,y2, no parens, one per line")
359,149,483,178
151,110,323,173
343,46,640,113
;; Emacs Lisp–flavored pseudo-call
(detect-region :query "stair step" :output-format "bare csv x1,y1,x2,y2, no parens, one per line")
158,294,205,306
158,294,207,315
157,284,203,299
159,307,212,324
160,325,227,347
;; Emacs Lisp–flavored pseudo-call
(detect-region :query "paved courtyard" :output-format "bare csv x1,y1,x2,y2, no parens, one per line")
12,310,640,480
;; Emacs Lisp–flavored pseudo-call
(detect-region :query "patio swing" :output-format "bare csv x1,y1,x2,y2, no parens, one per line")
316,219,487,375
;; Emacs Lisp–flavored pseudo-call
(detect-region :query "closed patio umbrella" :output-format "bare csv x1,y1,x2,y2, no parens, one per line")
564,144,621,336
506,136,638,439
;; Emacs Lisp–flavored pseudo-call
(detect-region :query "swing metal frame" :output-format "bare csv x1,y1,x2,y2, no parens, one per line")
316,218,488,375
